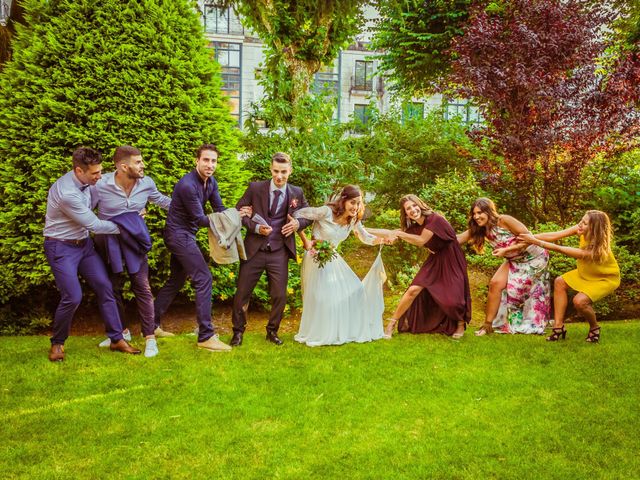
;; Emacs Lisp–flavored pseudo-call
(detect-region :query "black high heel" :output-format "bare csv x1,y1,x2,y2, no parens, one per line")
546,326,566,341
586,326,601,343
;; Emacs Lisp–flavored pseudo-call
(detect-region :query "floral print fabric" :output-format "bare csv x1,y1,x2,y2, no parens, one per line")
488,226,550,334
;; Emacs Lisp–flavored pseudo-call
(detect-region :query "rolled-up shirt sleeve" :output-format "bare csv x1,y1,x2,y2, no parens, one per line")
59,194,120,234
147,178,172,210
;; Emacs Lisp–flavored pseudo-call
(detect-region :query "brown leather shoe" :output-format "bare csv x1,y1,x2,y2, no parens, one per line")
49,344,65,362
109,339,141,355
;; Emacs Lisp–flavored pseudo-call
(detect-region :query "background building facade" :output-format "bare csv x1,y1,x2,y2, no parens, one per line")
199,3,483,128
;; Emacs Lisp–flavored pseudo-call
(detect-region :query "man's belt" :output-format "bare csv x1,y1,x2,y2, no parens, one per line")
44,236,88,246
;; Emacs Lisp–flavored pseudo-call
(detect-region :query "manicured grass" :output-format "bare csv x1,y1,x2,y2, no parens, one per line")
2,322,639,479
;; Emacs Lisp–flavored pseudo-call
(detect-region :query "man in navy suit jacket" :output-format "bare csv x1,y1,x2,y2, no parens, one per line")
231,152,312,346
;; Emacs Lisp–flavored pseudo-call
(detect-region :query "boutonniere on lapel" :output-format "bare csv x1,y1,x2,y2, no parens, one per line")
289,198,299,209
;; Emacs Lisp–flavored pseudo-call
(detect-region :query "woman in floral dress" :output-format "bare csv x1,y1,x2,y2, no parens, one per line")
457,198,550,335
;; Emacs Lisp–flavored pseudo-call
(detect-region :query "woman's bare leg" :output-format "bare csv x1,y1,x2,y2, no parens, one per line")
385,285,424,337
553,276,570,329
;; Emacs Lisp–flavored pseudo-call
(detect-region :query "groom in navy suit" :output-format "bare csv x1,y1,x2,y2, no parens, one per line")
231,152,312,346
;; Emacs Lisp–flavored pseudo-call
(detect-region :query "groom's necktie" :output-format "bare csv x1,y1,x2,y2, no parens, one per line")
269,190,282,217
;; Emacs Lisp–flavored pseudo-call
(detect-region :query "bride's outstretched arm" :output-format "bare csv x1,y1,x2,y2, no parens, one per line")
354,223,392,246
365,227,396,237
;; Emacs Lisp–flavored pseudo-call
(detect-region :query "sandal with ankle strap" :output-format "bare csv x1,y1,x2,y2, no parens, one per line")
546,326,566,341
586,326,601,343
383,318,398,339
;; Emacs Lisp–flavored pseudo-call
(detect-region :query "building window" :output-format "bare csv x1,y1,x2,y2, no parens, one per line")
353,60,373,90
402,102,424,122
313,64,339,97
353,104,372,132
443,98,483,126
313,63,340,119
209,41,242,125
203,4,243,35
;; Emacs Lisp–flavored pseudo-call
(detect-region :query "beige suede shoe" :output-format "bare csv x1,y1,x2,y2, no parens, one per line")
154,327,175,338
197,335,232,352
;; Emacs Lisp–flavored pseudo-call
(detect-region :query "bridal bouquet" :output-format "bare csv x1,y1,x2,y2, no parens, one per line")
309,240,337,269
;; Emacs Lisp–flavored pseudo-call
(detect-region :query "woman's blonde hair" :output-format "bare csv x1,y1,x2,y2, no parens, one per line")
467,197,500,254
399,194,434,231
584,210,613,263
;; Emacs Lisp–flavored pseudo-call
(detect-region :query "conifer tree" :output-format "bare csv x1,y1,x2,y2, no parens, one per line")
0,0,249,311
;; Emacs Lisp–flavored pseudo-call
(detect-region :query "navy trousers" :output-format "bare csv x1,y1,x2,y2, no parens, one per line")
94,236,156,337
154,230,214,342
44,238,124,345
110,262,156,337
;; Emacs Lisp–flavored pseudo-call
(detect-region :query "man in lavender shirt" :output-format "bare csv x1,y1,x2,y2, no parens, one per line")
43,147,140,361
94,145,172,358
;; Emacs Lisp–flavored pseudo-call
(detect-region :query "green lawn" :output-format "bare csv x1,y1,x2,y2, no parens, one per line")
2,322,639,479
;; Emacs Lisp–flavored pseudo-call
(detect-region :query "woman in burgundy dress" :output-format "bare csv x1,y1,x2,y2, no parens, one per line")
384,195,472,339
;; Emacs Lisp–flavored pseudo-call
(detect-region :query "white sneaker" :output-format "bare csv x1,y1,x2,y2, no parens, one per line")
144,338,159,358
154,326,175,338
98,328,131,347
197,334,232,352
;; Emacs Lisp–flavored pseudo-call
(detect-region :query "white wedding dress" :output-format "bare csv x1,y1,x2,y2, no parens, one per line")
293,206,386,346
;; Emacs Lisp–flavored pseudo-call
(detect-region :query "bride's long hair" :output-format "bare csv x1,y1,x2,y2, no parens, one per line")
327,185,364,224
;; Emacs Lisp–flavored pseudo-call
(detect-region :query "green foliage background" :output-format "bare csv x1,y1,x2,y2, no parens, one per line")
371,0,473,96
0,0,250,327
358,111,482,210
242,94,369,206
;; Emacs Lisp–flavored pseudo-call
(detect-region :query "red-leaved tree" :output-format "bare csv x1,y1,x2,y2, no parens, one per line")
448,0,639,222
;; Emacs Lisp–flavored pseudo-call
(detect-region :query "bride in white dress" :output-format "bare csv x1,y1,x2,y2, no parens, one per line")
293,185,392,346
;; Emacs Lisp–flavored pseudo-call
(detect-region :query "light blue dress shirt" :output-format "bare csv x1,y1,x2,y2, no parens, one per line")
95,172,171,219
43,171,120,240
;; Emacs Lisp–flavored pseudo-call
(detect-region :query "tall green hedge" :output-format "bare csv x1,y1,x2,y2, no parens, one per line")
0,0,249,320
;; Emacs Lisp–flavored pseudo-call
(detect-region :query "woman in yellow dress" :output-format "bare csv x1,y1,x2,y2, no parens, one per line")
519,210,620,343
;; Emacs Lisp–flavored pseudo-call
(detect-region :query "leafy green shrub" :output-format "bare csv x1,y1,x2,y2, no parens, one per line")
613,244,640,284
581,149,640,251
0,0,249,330
464,248,504,273
0,303,52,335
356,110,481,209
420,170,487,232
